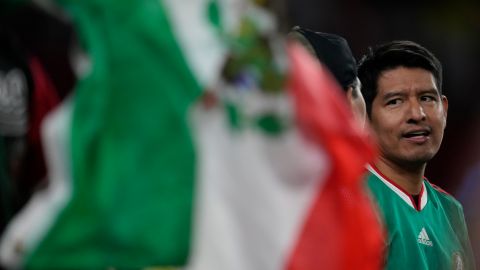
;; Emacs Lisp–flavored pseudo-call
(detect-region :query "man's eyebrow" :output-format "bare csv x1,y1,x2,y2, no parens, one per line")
381,90,405,100
418,88,439,95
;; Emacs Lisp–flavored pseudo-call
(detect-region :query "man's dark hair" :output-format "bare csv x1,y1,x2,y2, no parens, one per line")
357,40,443,117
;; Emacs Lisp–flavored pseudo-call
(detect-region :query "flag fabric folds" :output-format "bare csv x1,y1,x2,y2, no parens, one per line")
186,43,384,270
0,0,383,269
286,43,384,270
3,0,213,268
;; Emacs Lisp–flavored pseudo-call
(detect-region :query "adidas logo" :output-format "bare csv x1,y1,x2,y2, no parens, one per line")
417,227,433,246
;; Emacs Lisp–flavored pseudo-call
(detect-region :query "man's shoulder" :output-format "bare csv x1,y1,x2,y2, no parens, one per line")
364,170,390,203
364,168,389,191
365,170,381,190
425,180,463,211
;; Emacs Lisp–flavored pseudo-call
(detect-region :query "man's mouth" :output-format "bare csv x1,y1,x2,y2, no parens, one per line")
402,129,431,143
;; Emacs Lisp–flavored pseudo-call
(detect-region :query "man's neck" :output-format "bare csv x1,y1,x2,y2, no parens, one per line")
374,157,426,195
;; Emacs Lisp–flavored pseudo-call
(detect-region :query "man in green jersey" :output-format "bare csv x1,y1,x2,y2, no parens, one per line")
358,40,475,270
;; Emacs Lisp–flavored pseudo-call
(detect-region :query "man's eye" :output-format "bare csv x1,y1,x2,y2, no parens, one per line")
421,95,436,102
386,99,401,106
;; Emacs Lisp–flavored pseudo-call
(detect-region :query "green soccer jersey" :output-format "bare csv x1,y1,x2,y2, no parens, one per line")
366,165,476,270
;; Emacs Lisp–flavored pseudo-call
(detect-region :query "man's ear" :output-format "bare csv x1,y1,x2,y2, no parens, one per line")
346,86,367,129
441,95,448,127
346,87,355,103
346,87,357,112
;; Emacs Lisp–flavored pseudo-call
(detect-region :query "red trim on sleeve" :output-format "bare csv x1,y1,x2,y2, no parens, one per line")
427,180,452,196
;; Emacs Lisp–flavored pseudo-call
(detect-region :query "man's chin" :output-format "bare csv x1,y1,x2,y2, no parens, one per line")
384,151,434,167
399,154,435,167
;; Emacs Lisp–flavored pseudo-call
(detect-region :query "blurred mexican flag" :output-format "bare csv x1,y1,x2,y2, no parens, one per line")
0,0,383,269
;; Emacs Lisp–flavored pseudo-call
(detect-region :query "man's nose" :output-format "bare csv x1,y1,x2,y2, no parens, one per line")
407,100,426,123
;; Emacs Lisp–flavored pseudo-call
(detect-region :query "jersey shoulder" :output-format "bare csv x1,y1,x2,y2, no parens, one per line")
365,171,383,194
365,171,391,205
425,180,463,211
365,170,382,188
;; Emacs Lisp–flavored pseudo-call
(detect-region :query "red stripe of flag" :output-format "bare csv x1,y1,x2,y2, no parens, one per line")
286,43,384,270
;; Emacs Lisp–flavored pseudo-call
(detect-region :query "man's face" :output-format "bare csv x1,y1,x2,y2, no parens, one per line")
370,67,448,167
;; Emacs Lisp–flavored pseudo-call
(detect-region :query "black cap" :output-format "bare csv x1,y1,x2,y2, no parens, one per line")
291,26,357,90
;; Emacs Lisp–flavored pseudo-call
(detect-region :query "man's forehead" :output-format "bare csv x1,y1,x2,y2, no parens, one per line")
377,67,438,93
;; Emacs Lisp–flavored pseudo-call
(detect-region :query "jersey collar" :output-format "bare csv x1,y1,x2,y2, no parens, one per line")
367,164,428,211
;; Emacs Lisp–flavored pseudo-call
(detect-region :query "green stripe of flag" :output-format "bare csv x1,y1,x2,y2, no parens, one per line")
25,0,204,268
